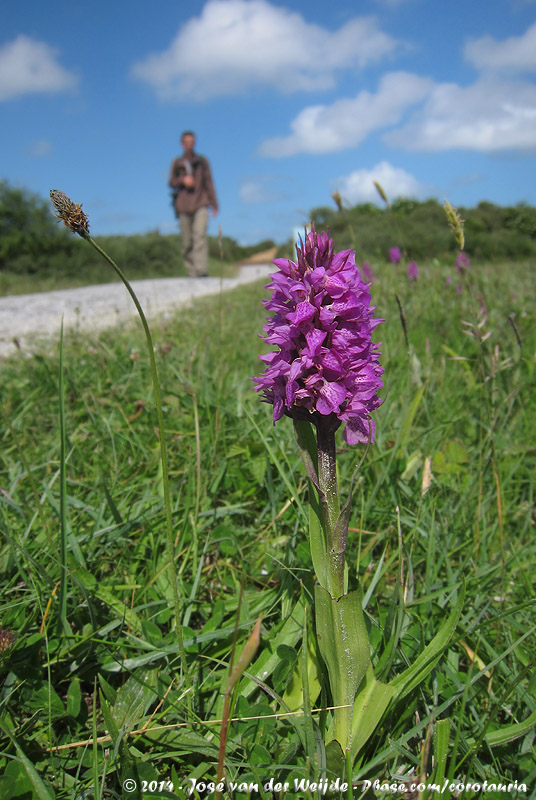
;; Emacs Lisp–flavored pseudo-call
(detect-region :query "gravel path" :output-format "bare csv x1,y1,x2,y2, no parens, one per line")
0,264,272,359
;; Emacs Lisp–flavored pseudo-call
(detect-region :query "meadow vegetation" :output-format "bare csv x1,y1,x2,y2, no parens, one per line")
0,182,275,295
299,197,536,262
0,228,535,798
2,180,536,293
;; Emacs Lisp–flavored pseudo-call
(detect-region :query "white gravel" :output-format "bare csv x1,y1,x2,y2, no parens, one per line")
0,264,272,359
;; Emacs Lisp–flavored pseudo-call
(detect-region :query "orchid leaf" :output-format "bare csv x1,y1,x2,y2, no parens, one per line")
350,665,395,760
308,490,328,588
315,585,370,751
332,482,354,553
293,419,320,493
293,419,329,585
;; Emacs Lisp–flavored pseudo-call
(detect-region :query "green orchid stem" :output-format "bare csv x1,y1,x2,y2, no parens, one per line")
316,419,345,598
85,234,190,690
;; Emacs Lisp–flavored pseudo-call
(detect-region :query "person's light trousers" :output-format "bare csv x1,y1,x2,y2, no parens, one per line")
179,207,209,277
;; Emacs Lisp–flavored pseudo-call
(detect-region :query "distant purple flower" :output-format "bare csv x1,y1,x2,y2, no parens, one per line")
253,228,384,445
361,261,375,283
445,275,452,286
389,247,401,264
456,251,470,273
456,283,463,294
407,261,419,281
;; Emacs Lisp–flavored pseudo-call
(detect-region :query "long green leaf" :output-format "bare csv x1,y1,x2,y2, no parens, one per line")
484,709,536,747
315,586,370,750
433,718,451,787
112,669,158,735
351,665,395,759
355,625,536,780
293,419,319,491
100,692,121,759
390,581,465,700
293,419,329,586
308,489,328,588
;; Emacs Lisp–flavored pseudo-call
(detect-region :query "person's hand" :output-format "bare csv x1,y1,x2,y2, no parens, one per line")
182,175,195,188
212,207,218,217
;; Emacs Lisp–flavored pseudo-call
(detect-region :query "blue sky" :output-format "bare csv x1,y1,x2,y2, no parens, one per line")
1,0,536,245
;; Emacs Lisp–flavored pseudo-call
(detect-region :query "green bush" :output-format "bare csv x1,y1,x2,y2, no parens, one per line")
0,181,69,270
0,182,278,287
2,181,535,285
296,197,536,263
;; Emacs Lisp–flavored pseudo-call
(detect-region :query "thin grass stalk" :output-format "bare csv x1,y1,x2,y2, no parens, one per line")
92,677,100,800
84,236,190,688
192,392,202,525
331,192,357,247
43,624,55,772
395,293,409,351
47,703,364,754
56,321,70,637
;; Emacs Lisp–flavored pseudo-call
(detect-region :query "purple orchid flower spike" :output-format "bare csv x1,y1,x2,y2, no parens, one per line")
389,246,401,264
407,261,419,281
253,226,383,445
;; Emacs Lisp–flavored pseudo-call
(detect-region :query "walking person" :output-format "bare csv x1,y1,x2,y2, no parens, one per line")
169,131,218,278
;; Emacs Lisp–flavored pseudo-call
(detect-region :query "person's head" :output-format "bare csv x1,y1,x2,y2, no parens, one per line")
181,131,196,155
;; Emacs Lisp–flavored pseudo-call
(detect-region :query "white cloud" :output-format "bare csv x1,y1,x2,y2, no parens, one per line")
0,35,78,101
131,0,399,100
335,161,426,205
27,138,52,157
259,72,433,156
385,78,536,152
258,20,536,158
465,22,536,73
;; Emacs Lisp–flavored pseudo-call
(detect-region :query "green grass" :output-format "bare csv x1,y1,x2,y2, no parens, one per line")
0,258,535,799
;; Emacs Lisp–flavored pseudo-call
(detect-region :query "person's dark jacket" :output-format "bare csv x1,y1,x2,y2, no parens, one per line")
168,153,218,215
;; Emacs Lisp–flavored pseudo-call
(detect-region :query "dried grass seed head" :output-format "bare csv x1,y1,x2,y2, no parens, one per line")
50,189,90,237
